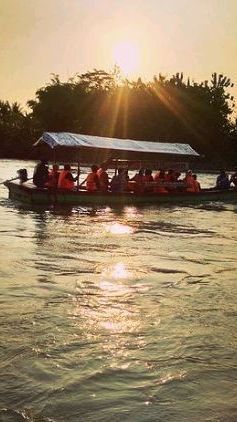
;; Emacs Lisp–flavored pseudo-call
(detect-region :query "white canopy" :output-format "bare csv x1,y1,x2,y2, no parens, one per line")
35,132,199,157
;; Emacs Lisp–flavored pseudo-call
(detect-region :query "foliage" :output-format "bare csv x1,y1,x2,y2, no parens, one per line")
0,69,237,166
0,101,34,158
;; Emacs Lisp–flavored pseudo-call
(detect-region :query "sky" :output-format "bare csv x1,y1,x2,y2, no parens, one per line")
0,0,237,108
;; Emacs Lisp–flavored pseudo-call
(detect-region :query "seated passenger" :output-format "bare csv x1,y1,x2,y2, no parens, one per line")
58,164,79,190
86,165,100,192
97,163,109,192
47,164,60,188
183,170,194,192
174,171,181,182
154,169,168,193
166,169,176,182
192,174,201,192
165,169,179,192
173,171,186,192
130,168,145,193
110,168,127,193
131,168,144,182
17,168,28,184
144,169,154,192
33,160,49,188
230,167,237,187
216,170,230,190
124,170,130,182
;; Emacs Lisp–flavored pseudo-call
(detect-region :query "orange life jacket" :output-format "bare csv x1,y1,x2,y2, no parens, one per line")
58,170,74,190
153,173,168,193
97,169,108,191
155,185,168,193
144,175,153,183
193,180,201,192
184,175,195,192
86,172,98,192
143,175,154,192
128,175,144,193
47,169,59,188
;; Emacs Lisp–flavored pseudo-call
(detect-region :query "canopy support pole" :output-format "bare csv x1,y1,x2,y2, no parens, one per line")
77,160,80,191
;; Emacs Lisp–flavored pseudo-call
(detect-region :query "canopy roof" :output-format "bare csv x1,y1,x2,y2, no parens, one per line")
35,132,199,158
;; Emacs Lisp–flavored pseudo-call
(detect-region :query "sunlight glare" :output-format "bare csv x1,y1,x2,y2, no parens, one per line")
113,41,140,76
106,222,134,234
100,263,132,283
112,263,129,279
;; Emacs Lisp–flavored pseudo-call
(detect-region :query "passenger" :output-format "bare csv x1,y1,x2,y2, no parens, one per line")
192,174,201,192
110,168,127,193
33,159,49,188
17,168,28,184
183,170,195,192
216,170,230,190
130,168,145,193
131,168,144,182
58,164,79,190
97,163,109,192
166,169,176,182
143,169,154,193
47,164,60,188
165,169,179,192
174,171,181,182
144,169,153,182
230,167,237,187
154,169,168,193
173,171,186,192
154,169,166,182
86,164,100,192
124,169,130,182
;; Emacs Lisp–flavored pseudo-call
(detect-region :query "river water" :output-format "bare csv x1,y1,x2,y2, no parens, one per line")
0,159,237,422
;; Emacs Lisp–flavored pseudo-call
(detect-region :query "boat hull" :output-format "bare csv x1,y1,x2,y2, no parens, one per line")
4,181,237,207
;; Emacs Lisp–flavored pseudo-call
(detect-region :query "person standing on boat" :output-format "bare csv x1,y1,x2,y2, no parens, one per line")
97,163,109,192
33,159,49,188
58,164,79,190
216,170,230,190
86,165,100,192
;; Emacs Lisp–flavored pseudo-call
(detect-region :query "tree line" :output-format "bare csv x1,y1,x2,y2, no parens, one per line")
0,68,237,167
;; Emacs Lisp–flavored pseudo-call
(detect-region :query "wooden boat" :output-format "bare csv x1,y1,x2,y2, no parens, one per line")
4,179,237,206
3,132,237,206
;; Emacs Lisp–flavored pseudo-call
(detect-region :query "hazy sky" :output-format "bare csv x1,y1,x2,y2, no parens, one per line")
1,0,237,107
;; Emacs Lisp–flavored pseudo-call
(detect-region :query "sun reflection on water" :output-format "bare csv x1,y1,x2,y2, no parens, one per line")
111,262,130,279
105,222,134,234
100,262,132,282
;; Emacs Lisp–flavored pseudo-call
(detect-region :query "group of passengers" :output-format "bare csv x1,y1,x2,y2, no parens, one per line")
130,168,201,193
215,168,237,189
33,160,204,194
33,160,237,193
33,161,77,189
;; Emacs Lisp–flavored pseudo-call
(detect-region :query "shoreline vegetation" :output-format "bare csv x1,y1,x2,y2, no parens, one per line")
0,68,237,168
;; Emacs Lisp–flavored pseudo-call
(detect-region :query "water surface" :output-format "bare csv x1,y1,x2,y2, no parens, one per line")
0,160,237,421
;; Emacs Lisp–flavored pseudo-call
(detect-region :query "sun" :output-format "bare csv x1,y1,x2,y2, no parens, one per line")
113,41,140,76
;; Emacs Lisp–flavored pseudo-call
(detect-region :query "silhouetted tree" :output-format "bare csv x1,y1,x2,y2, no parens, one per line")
0,69,237,166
